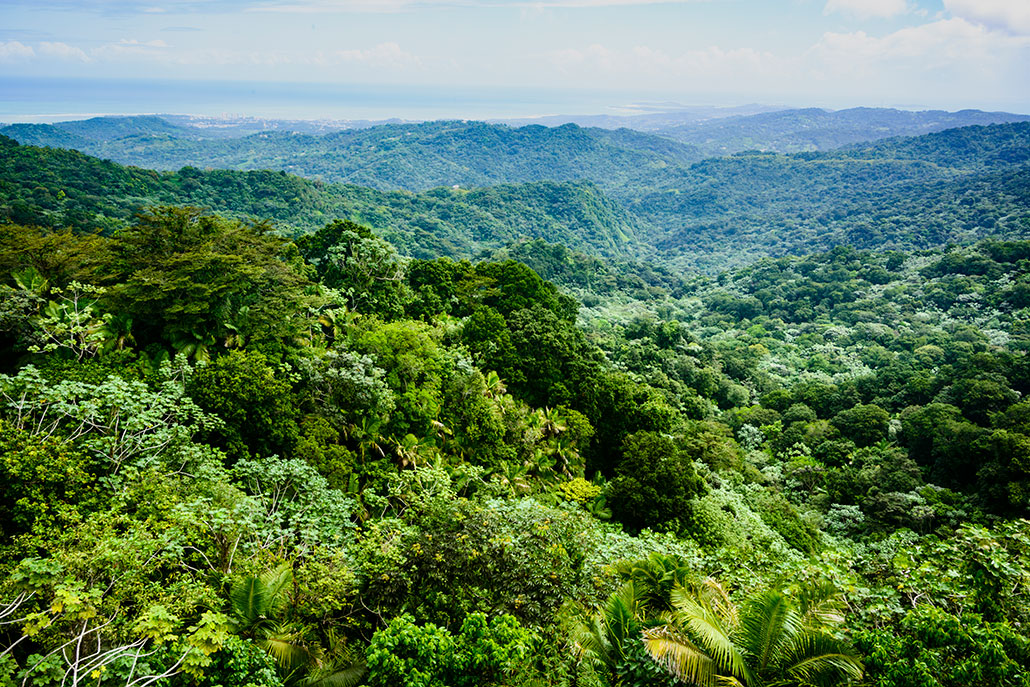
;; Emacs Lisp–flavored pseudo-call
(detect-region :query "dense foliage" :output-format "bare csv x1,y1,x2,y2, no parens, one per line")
0,119,702,193
1,113,1029,687
4,120,1030,273
0,135,644,260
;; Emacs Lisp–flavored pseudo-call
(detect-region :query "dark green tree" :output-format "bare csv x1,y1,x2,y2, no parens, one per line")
608,431,704,534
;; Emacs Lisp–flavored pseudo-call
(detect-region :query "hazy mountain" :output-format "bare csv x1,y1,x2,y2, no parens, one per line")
2,115,206,147
653,107,1030,156
0,118,705,192
491,103,783,129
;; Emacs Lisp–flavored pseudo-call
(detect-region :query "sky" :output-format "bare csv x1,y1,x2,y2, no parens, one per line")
1,0,1029,118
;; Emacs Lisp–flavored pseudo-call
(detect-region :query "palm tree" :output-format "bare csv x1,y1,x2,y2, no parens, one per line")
169,328,216,362
99,313,135,353
230,564,368,687
642,581,863,687
230,564,314,671
613,553,694,614
496,459,532,496
11,266,49,295
571,581,646,680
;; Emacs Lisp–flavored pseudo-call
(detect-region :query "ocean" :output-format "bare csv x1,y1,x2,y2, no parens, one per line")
0,75,664,123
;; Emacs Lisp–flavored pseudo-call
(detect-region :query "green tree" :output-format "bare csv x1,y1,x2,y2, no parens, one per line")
856,605,1030,687
831,404,890,447
608,431,704,534
643,582,863,687
365,612,533,687
188,350,300,461
106,206,312,352
297,220,407,318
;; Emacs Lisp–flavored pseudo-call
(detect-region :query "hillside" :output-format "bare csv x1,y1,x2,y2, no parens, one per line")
2,122,1029,273
0,118,704,192
645,107,1030,155
0,134,646,260
631,122,1030,270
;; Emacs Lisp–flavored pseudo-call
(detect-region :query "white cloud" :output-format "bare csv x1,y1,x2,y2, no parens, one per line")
90,38,171,60
331,42,423,67
812,17,1028,69
38,41,91,61
944,0,1030,35
118,38,170,47
0,40,36,62
824,0,908,20
539,14,1029,105
545,42,785,91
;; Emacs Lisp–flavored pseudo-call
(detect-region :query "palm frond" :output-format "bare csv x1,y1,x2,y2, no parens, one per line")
696,577,738,630
230,575,270,627
642,625,717,687
739,589,801,674
260,634,314,669
260,563,294,614
782,630,863,685
793,579,846,630
304,660,367,687
571,614,619,676
606,582,642,651
671,586,750,683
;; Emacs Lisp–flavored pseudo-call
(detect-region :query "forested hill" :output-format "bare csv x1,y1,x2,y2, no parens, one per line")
5,107,1024,177
834,120,1030,168
0,115,207,146
0,135,646,259
635,121,1030,270
2,121,1029,273
654,106,1030,156
4,110,1030,685
0,118,703,192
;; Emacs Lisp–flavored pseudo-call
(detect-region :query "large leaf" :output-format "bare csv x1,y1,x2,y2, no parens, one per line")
642,625,717,687
739,589,800,674
230,575,270,628
260,562,294,615
304,661,367,687
781,630,863,685
670,585,751,683
260,629,314,669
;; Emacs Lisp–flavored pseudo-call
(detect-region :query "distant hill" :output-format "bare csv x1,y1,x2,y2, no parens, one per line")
0,134,646,260
653,107,1030,156
1,115,208,148
631,122,1030,270
0,118,704,193
491,104,783,129
2,121,1028,273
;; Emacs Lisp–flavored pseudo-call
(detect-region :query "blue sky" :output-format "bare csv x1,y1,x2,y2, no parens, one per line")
1,0,1028,115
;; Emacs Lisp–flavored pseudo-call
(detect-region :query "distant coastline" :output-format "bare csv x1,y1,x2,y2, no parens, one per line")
0,75,684,124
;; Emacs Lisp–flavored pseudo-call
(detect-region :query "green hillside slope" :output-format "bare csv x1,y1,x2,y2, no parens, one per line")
0,118,703,192
0,134,646,259
631,122,1030,270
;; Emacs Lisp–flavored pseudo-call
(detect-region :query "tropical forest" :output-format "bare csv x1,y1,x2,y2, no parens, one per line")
0,109,1029,687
